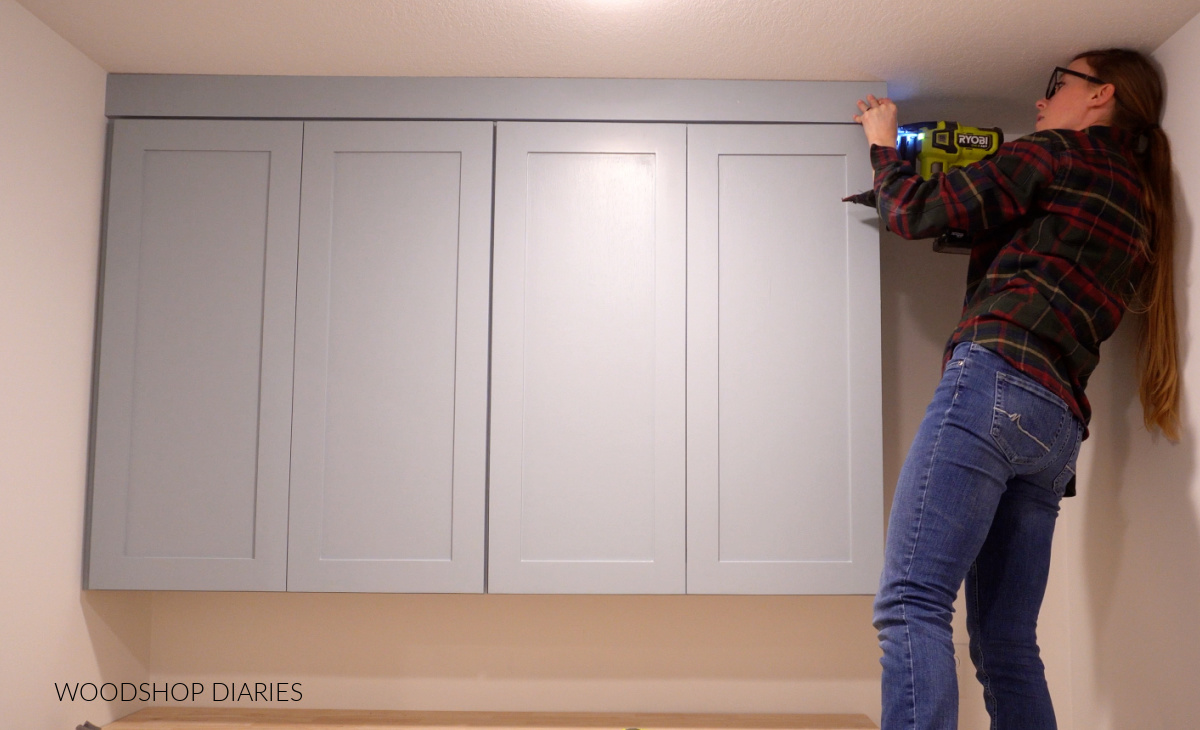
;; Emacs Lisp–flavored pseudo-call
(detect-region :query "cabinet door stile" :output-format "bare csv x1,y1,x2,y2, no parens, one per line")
686,124,883,594
287,122,492,593
88,119,302,590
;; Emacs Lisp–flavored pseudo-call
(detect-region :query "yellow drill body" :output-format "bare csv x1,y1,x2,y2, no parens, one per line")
896,121,1004,178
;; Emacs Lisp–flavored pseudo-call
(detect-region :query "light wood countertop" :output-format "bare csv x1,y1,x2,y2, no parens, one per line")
104,709,877,730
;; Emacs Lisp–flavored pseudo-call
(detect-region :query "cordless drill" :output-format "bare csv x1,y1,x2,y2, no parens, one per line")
896,121,1003,178
846,121,1004,253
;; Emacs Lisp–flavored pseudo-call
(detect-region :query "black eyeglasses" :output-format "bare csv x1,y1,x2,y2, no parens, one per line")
1045,66,1107,99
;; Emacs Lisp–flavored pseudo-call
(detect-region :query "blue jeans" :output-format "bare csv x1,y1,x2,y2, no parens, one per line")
874,342,1083,730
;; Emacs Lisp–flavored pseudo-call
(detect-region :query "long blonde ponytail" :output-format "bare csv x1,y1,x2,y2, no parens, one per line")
1077,49,1180,440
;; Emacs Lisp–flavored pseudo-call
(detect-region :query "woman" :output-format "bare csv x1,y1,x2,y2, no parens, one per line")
854,49,1179,729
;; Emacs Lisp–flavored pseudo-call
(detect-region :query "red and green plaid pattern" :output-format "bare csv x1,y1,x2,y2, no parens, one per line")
870,126,1148,438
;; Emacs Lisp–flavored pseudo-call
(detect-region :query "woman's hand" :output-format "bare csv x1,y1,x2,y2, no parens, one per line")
853,94,898,149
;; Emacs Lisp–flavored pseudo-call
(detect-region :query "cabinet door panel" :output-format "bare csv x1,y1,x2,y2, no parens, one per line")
489,123,687,593
287,122,492,592
88,120,301,590
687,124,883,594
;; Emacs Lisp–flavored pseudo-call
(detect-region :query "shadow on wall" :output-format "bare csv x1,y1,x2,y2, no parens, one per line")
80,590,152,718
1081,171,1200,728
877,230,969,517
147,592,880,711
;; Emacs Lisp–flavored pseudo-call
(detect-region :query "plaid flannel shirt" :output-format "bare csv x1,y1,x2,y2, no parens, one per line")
871,126,1148,446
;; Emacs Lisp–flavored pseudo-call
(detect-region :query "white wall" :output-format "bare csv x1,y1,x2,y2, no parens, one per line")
1054,18,1200,730
0,0,150,726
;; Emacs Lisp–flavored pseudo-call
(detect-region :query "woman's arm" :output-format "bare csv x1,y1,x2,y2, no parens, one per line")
854,94,1057,240
871,140,1056,240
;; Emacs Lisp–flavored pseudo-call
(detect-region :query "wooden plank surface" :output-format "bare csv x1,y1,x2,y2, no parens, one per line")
105,709,876,730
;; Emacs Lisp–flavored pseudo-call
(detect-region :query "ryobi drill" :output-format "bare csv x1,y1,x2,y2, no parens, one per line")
846,121,1003,253
896,120,1003,177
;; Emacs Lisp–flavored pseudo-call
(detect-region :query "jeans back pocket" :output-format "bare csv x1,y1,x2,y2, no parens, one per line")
990,371,1069,471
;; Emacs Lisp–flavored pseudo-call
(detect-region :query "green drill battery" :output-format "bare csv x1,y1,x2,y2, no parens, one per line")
896,121,1003,179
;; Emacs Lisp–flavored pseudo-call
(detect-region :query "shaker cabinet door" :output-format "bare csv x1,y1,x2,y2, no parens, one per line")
488,122,688,593
686,123,884,594
88,119,302,590
286,122,493,592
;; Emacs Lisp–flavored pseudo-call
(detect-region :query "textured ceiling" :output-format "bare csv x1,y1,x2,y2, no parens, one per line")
15,0,1200,133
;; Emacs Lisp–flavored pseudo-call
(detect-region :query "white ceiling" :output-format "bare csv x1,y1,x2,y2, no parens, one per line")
15,0,1200,133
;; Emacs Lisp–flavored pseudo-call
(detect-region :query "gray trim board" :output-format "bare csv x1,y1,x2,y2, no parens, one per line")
106,75,888,123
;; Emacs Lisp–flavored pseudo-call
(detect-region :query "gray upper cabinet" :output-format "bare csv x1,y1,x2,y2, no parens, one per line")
685,124,883,594
487,122,688,594
87,119,302,590
286,122,493,592
89,78,886,595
